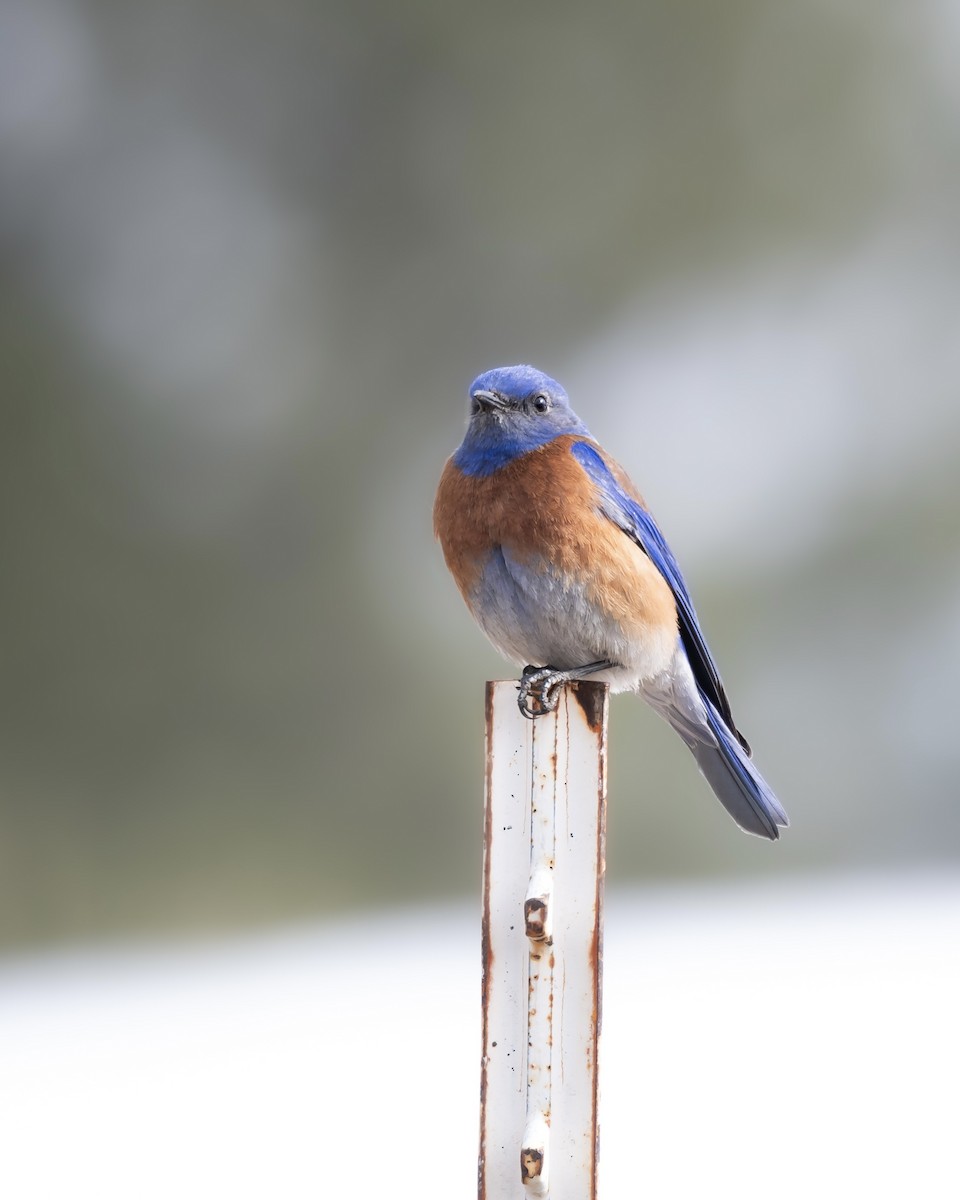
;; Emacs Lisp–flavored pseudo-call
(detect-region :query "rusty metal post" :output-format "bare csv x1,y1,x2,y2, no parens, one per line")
480,679,608,1200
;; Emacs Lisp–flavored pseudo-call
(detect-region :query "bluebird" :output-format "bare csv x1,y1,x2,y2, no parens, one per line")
433,364,788,840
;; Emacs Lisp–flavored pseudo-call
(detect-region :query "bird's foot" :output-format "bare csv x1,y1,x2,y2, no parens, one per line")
518,665,567,719
517,660,614,719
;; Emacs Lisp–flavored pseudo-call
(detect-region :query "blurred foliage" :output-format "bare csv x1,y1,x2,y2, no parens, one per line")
0,0,958,947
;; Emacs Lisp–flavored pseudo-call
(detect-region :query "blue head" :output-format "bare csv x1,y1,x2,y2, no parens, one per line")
452,365,590,477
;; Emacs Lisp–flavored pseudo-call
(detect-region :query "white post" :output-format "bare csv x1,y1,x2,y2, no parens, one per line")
479,679,608,1200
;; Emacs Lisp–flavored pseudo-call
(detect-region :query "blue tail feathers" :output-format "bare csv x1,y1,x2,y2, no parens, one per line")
691,696,788,840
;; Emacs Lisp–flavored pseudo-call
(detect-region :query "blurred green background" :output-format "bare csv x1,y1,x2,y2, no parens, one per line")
1,0,958,949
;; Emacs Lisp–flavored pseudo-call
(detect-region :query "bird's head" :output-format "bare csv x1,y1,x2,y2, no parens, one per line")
453,365,589,476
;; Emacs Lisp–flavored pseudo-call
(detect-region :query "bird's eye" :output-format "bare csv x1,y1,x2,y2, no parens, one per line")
532,393,551,413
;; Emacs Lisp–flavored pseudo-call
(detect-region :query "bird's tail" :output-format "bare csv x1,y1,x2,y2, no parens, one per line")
686,695,788,840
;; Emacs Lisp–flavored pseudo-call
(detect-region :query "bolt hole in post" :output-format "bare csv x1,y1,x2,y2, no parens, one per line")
480,680,608,1200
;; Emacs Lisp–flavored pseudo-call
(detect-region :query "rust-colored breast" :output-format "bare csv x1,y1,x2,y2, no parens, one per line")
433,436,676,637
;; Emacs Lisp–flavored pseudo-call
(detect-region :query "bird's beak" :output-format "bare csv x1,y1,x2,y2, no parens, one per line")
472,389,508,412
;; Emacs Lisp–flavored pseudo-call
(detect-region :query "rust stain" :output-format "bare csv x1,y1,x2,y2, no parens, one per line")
481,684,495,1014
570,679,608,733
479,681,496,1200
520,1148,544,1181
524,897,548,940
587,738,608,1200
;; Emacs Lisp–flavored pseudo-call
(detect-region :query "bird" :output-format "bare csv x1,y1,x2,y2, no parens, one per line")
433,364,788,840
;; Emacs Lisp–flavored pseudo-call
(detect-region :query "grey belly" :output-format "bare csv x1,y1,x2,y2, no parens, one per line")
470,548,623,672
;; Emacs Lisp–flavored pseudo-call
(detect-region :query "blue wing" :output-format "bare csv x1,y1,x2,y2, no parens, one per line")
570,440,750,754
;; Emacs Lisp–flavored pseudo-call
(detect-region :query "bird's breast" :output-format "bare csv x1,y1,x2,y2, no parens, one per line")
433,436,677,675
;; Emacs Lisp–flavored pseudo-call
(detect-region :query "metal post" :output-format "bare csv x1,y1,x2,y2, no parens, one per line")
480,679,608,1200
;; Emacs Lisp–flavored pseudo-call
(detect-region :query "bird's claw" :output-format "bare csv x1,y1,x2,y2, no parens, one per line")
517,666,567,719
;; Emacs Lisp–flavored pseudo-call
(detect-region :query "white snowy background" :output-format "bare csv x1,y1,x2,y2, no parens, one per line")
2,873,956,1198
